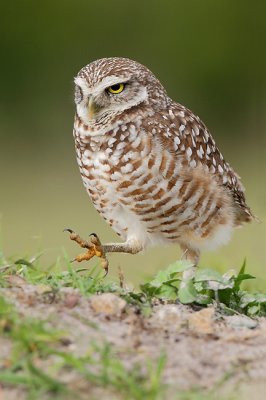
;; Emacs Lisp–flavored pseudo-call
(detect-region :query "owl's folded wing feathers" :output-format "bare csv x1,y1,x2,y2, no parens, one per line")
154,102,254,225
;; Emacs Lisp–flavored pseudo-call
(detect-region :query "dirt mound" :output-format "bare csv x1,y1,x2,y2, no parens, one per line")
1,281,266,399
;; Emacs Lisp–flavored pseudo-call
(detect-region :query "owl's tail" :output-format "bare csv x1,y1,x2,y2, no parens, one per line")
234,204,259,226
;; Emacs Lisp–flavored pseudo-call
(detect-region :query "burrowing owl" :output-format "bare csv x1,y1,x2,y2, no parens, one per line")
66,57,254,275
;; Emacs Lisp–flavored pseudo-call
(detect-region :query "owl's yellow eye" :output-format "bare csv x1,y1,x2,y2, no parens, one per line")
107,83,125,94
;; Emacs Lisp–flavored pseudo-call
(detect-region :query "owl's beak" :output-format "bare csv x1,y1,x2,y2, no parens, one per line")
88,96,99,120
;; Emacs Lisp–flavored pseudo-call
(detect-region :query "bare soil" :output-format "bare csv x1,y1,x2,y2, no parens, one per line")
1,279,266,399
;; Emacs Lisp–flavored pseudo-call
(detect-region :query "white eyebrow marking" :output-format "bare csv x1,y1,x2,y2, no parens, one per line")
74,75,131,97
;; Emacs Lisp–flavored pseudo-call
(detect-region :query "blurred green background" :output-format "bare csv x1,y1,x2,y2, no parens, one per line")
0,0,265,287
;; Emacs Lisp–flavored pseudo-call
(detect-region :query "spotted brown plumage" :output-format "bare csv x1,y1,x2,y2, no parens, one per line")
67,57,254,274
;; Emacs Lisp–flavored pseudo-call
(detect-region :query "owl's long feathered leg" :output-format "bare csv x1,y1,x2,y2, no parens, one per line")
64,229,142,275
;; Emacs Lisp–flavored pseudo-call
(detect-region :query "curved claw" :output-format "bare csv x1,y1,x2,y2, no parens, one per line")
100,258,109,277
63,228,74,234
89,233,100,243
89,233,102,247
103,269,108,278
89,232,98,237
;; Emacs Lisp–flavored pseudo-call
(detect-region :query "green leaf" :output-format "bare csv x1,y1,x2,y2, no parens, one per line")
238,259,246,276
195,294,212,305
195,268,235,291
27,360,66,392
178,279,198,304
234,274,255,291
149,261,193,288
149,270,170,287
149,260,193,288
194,281,204,291
247,305,260,315
234,259,248,291
15,259,36,269
157,284,177,300
239,293,258,308
252,293,266,303
163,278,181,286
0,371,31,385
166,260,194,274
217,288,234,306
139,283,157,298
205,280,234,291
195,268,225,283
237,274,255,281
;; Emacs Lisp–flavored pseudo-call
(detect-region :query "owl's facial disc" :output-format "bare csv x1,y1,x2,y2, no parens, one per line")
74,75,148,124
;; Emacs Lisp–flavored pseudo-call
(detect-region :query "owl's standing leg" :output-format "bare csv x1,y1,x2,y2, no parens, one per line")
64,229,142,275
102,240,143,255
180,245,199,286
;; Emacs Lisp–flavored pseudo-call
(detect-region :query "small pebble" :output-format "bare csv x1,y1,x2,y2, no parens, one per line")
90,293,126,316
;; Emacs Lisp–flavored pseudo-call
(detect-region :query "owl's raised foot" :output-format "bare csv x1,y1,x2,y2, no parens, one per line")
63,229,109,275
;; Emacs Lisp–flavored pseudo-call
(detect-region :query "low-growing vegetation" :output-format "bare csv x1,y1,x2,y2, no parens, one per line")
2,252,265,317
0,293,166,399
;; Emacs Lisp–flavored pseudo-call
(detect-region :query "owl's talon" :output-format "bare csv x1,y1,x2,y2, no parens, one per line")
63,228,74,234
103,267,109,278
64,229,91,248
101,258,109,277
89,233,102,246
65,229,109,274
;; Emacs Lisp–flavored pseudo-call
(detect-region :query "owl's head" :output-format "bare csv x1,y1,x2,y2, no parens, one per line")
74,57,167,129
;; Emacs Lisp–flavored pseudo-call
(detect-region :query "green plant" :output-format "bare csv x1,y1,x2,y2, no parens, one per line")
140,260,266,316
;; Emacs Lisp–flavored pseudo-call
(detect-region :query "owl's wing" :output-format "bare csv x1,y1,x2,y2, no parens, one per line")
156,102,254,224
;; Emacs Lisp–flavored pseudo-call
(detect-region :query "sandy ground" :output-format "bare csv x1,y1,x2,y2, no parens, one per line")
1,279,266,399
